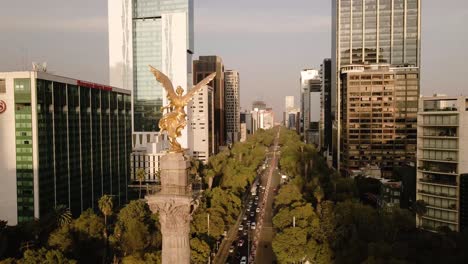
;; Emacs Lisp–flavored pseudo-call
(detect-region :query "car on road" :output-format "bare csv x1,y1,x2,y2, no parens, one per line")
238,240,244,247
240,256,247,264
254,200,258,205
243,229,247,236
238,225,244,231
251,222,256,230
243,215,247,220
255,196,259,200
250,212,254,217
229,245,235,253
256,207,260,213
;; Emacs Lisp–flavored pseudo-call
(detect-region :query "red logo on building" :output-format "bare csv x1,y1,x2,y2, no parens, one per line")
0,100,6,114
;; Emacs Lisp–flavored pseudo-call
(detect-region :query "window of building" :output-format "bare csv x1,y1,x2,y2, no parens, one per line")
0,79,5,93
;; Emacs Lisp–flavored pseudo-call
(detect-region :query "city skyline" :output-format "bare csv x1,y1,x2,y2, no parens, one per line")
0,0,467,118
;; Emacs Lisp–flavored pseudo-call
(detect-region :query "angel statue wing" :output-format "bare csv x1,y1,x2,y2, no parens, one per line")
148,65,177,102
182,72,216,103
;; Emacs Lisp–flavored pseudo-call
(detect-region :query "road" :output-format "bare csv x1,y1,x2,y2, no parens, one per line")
223,127,279,263
254,129,281,264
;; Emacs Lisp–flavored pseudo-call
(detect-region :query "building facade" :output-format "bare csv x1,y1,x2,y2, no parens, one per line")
320,59,333,154
284,96,295,127
340,64,418,176
251,108,275,133
417,96,468,232
224,70,240,144
300,69,319,134
240,110,252,135
130,133,168,187
332,0,421,169
108,0,194,147
189,86,215,163
0,71,131,225
193,56,225,151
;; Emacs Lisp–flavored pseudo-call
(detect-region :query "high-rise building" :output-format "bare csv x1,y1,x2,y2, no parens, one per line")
189,85,215,163
416,96,468,232
0,71,131,225
332,0,421,169
251,108,275,133
300,69,321,143
225,70,240,144
240,110,252,135
340,64,419,176
320,59,333,155
108,0,194,146
252,100,267,111
284,96,295,127
193,56,225,151
285,96,295,111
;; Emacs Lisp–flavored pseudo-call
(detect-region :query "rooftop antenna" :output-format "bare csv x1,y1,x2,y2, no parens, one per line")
32,62,48,72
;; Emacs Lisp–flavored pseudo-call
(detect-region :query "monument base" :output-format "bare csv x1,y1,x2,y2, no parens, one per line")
146,152,193,264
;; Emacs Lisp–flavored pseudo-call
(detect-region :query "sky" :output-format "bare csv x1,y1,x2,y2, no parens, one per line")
0,0,467,118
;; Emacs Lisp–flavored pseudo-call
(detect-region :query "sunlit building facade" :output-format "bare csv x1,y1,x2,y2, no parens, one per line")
332,0,421,170
193,56,225,151
340,64,419,176
225,70,240,143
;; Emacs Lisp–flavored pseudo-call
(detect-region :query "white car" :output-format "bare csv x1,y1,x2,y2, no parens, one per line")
256,207,260,213
238,225,244,231
240,256,247,264
251,222,256,230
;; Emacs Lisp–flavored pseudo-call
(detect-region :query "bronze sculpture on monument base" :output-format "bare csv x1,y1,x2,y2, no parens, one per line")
149,65,216,153
146,66,215,264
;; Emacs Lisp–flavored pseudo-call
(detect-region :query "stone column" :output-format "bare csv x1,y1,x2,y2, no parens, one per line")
146,152,194,264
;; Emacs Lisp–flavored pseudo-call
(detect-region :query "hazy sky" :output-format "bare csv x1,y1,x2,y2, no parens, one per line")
0,0,467,118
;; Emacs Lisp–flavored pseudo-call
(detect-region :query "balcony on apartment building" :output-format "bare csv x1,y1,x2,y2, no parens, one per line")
419,174,457,188
417,160,458,175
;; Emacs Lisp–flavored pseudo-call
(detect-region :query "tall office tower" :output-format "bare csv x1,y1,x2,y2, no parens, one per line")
341,65,419,176
189,86,215,163
416,96,468,232
193,56,225,151
0,71,131,225
285,96,295,111
332,0,421,170
109,0,194,148
251,108,275,134
224,70,240,144
320,59,333,155
300,69,321,144
240,110,253,135
284,96,295,126
252,100,267,111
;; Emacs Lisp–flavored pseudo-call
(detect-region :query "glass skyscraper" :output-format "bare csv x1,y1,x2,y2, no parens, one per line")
332,0,421,172
0,71,131,225
109,0,194,136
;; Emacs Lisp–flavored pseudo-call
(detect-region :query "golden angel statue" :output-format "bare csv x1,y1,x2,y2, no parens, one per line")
149,65,216,153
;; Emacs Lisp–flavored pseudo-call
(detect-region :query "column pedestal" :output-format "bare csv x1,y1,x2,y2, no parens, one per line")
146,152,193,264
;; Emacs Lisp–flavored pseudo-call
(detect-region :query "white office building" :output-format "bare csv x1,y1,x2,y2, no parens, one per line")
417,96,468,232
189,86,215,163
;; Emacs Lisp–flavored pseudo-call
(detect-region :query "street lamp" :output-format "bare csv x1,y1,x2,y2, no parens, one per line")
247,222,250,263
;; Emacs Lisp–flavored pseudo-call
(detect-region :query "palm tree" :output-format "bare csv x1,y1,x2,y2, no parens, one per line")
314,185,325,215
53,205,72,227
99,195,114,264
413,200,428,228
98,195,114,238
136,168,146,199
